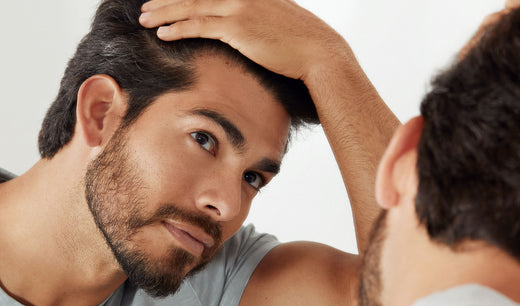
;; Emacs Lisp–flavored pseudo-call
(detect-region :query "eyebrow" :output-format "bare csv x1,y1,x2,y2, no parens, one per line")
188,108,245,151
187,108,282,175
254,158,281,176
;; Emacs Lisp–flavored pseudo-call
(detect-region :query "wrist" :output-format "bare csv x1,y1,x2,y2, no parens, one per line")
303,48,373,104
302,41,363,89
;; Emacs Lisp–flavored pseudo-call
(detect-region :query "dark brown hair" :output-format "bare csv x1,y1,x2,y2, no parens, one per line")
416,8,520,260
38,0,318,158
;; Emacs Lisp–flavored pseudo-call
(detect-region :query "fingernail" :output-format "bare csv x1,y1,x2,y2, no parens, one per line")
140,12,150,21
157,26,169,37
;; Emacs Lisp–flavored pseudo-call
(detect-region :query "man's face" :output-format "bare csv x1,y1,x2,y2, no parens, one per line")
85,54,291,296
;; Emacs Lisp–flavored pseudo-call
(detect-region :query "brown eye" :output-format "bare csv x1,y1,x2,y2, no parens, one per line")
190,132,217,155
243,171,263,190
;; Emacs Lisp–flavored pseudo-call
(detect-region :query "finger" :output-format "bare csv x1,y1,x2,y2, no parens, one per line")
142,0,182,12
140,0,233,28
156,17,230,43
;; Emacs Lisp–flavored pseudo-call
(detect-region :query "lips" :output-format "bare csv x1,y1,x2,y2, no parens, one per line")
163,221,215,257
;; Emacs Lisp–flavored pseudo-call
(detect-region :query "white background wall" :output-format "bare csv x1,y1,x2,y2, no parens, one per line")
0,0,504,254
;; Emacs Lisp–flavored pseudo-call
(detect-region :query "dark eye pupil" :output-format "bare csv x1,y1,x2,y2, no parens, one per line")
196,133,209,145
244,172,256,183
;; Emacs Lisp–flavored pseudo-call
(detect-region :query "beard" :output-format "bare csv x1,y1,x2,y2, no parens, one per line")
359,210,387,306
84,127,222,297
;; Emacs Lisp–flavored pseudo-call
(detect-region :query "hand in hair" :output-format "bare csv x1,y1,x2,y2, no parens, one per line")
139,0,352,83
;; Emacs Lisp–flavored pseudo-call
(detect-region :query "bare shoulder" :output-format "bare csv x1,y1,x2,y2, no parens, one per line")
240,241,360,306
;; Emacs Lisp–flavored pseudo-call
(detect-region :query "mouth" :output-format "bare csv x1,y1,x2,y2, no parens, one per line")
162,221,215,257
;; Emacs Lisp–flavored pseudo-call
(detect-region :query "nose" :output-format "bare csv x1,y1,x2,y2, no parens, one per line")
195,171,242,222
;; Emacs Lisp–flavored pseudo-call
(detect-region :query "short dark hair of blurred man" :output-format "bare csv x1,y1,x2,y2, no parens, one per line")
360,6,520,306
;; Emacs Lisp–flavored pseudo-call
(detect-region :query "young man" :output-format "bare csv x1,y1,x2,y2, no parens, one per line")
0,0,398,305
142,0,520,305
358,6,520,306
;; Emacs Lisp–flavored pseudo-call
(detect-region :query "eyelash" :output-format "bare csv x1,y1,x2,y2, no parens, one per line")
190,131,267,191
244,171,267,191
190,131,218,155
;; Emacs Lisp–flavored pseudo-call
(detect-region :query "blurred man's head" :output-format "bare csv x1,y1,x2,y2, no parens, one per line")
37,0,319,297
361,7,520,306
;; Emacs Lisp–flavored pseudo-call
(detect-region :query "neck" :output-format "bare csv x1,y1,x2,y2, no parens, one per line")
386,226,520,305
0,157,127,305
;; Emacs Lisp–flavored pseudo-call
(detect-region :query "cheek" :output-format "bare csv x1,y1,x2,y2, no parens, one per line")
128,223,171,255
127,132,200,200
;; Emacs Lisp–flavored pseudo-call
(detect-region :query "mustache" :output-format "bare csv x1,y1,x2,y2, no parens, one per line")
128,204,222,244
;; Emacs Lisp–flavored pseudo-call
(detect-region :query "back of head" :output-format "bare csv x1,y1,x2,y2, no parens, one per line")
38,0,318,159
416,8,520,261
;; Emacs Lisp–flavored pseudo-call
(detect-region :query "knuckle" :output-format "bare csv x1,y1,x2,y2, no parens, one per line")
181,0,202,18
199,15,214,23
181,0,197,10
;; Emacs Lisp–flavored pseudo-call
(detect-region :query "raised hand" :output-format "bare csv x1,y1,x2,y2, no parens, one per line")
139,0,352,82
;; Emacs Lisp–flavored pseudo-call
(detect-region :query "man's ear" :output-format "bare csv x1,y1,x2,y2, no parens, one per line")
375,116,424,209
76,74,127,148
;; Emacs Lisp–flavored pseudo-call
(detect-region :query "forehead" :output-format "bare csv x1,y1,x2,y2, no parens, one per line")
132,53,291,157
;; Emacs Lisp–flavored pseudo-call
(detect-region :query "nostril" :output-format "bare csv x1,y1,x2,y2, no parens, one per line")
206,204,221,216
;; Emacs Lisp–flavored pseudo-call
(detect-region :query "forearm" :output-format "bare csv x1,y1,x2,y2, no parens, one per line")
304,50,401,254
